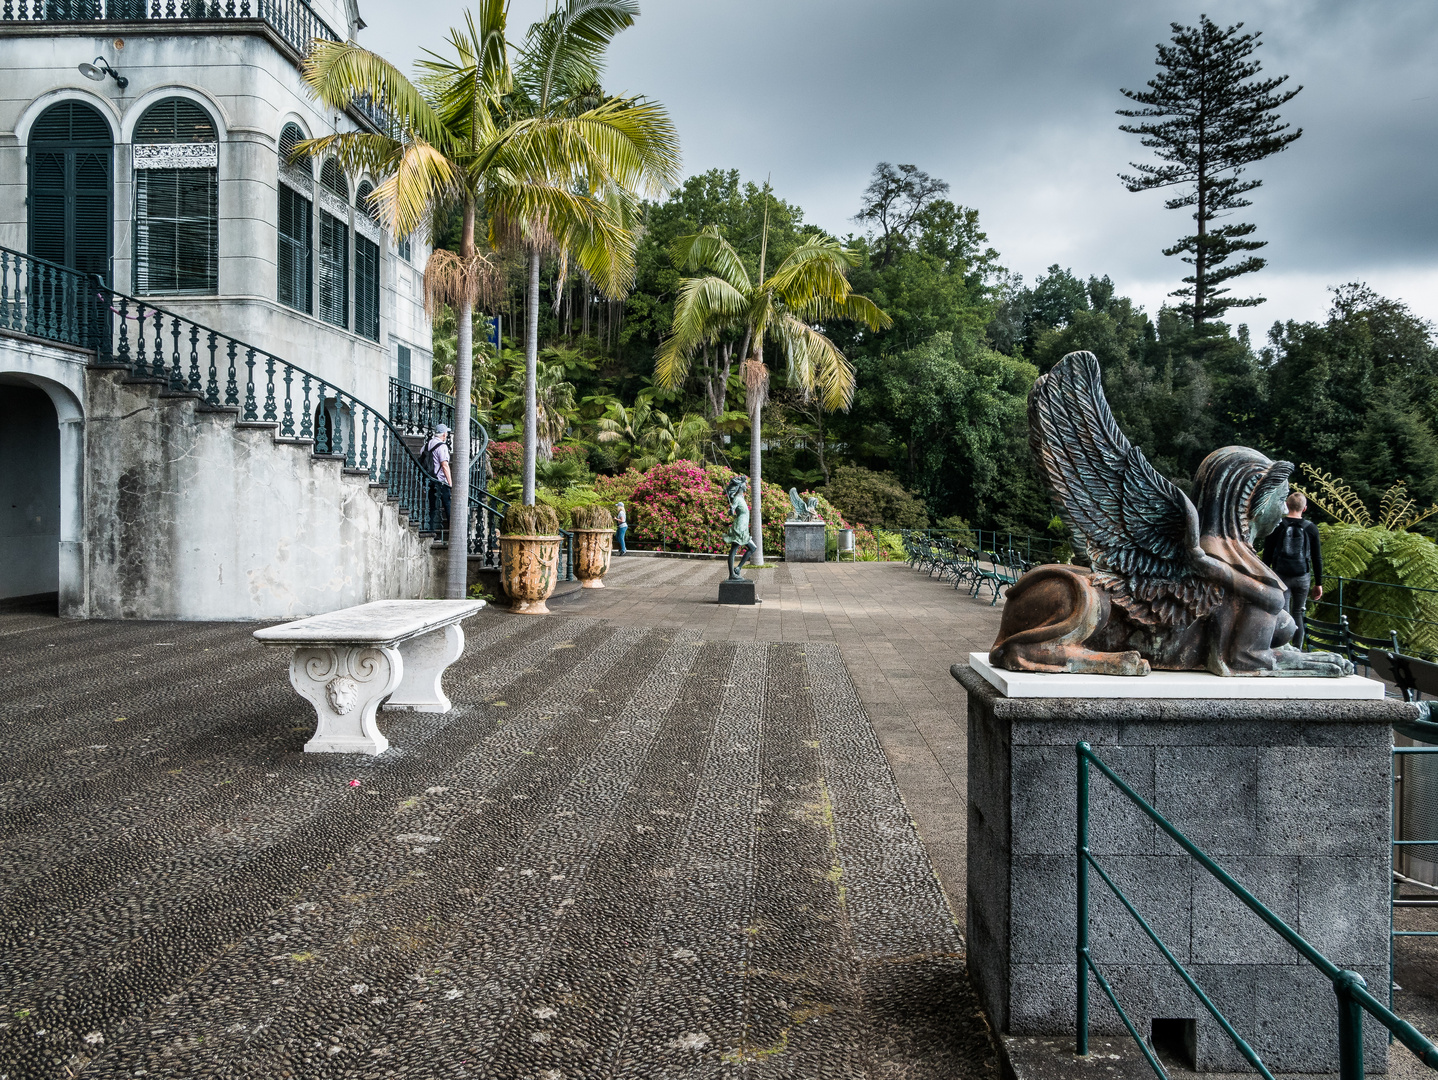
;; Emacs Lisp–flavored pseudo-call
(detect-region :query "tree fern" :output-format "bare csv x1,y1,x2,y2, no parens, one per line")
1313,521,1438,655
1297,465,1370,526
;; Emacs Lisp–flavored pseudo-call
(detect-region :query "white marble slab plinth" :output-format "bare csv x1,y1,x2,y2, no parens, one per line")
968,651,1385,700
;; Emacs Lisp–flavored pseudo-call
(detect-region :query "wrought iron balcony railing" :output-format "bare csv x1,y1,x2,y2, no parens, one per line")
1,0,342,63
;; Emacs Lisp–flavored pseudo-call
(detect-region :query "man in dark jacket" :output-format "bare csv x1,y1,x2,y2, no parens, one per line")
1263,492,1324,649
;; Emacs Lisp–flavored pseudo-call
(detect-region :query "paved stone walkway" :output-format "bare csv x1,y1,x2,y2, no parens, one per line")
0,558,1003,1079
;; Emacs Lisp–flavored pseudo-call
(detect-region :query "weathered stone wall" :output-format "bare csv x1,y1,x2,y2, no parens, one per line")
84,368,438,620
956,664,1410,1074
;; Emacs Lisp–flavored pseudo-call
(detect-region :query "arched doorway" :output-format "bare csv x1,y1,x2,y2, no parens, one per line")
0,382,61,610
28,100,112,284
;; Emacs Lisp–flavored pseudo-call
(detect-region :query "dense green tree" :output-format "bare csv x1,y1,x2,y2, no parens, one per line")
859,330,1036,522
824,465,930,530
1264,285,1438,507
1119,15,1302,329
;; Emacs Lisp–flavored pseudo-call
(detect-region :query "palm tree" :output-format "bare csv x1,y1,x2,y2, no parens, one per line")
594,399,674,470
509,0,680,504
297,1,673,597
656,202,890,564
497,361,577,459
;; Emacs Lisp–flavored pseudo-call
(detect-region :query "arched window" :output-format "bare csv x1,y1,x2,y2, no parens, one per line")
276,122,312,314
317,158,349,328
353,180,380,342
28,100,112,283
132,98,218,295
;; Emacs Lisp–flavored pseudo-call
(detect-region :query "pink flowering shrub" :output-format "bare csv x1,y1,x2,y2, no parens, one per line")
487,440,522,475
590,460,870,557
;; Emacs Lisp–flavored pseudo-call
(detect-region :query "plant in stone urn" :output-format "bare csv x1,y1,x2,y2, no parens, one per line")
569,504,615,589
499,503,562,615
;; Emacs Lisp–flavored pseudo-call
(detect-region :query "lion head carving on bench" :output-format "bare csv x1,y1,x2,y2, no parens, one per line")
989,351,1353,678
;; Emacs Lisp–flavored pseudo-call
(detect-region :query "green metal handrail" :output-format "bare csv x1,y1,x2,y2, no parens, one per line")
1077,740,1438,1079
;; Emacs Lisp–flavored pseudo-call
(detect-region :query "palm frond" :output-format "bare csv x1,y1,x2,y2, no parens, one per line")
669,228,751,291
303,41,450,149
793,291,893,331
654,275,749,389
368,137,462,241
774,313,856,412
289,132,404,179
518,0,640,107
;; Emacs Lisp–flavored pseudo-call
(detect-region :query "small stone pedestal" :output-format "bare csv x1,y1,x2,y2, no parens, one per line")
784,520,826,562
718,579,757,605
953,655,1410,1075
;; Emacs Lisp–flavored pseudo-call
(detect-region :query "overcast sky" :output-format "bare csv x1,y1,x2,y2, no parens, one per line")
358,1,1438,336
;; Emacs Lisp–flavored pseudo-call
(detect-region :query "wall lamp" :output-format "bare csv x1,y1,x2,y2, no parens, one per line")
78,57,128,91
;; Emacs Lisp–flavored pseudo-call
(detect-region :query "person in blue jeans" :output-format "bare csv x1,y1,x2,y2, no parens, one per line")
614,502,628,554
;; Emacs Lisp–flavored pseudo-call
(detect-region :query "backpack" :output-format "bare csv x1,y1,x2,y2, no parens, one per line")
1281,520,1308,564
420,437,441,476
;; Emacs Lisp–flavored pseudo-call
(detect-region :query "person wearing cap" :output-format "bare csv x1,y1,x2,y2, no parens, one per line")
614,502,627,555
423,424,453,535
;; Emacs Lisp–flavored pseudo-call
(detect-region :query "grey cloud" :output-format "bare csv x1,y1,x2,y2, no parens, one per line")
358,0,1438,326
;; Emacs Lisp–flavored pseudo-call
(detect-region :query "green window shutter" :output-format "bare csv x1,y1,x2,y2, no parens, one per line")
355,234,379,341
277,183,312,314
28,101,112,284
318,211,348,328
29,150,67,266
397,344,411,385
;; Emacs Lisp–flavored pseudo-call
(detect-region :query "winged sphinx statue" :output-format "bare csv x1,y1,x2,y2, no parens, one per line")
990,351,1353,678
789,488,823,523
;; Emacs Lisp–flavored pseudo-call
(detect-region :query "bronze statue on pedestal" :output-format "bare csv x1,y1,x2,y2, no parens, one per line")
990,351,1352,677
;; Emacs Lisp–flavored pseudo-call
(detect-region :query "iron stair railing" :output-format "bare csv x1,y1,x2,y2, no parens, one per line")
0,244,499,562
389,376,574,580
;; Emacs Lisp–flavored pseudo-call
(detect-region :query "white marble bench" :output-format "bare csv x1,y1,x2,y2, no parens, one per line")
253,599,485,755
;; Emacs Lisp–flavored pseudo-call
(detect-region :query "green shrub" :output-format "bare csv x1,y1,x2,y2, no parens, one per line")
825,465,930,530
501,503,560,536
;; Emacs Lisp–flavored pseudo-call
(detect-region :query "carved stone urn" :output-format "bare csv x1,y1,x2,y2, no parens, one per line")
572,529,613,588
499,534,562,614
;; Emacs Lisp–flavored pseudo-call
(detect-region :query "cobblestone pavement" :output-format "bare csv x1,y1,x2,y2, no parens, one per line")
555,556,1004,923
0,559,1002,1079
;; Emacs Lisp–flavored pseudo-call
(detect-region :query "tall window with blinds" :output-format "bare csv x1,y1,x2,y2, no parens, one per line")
277,123,313,314
133,99,218,295
318,159,349,329
277,183,312,313
353,180,381,342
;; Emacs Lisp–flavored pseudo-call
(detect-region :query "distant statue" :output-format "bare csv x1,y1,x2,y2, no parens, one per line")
723,475,755,581
989,351,1353,678
788,487,823,523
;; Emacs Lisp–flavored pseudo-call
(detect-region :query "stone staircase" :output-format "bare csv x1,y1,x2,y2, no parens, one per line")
0,244,472,620
82,363,441,620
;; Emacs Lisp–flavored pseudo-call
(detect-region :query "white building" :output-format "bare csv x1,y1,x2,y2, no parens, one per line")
0,1,445,619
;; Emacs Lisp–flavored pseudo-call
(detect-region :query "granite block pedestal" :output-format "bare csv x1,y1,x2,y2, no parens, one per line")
953,658,1412,1074
783,520,826,562
717,579,757,605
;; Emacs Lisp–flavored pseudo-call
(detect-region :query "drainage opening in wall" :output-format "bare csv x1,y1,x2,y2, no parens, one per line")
1150,1017,1196,1070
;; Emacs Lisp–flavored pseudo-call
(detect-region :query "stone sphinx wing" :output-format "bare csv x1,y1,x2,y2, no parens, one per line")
1029,352,1217,627
789,488,805,519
